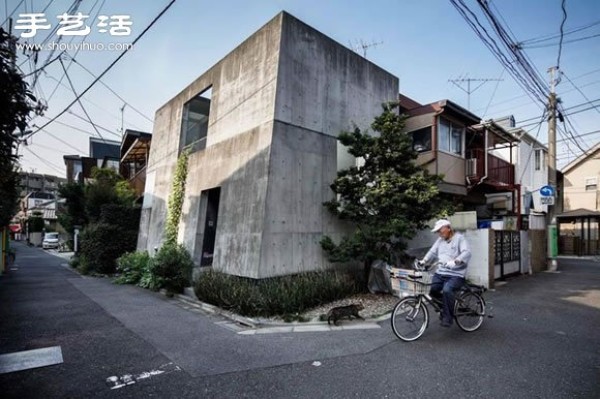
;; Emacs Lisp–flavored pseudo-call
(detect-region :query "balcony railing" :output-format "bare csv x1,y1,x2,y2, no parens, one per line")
466,149,515,187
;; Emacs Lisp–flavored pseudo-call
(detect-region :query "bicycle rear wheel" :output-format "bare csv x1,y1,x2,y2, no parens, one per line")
391,297,429,342
454,292,485,332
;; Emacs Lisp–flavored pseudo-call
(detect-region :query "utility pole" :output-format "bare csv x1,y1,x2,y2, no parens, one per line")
448,76,503,110
547,66,559,272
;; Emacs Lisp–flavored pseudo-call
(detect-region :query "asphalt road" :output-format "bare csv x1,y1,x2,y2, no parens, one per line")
1,241,599,398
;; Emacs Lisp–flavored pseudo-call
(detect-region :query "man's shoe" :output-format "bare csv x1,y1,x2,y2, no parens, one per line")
440,320,452,328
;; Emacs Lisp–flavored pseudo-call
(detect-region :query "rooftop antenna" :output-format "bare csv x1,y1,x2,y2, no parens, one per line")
448,75,504,110
119,104,126,135
349,39,383,59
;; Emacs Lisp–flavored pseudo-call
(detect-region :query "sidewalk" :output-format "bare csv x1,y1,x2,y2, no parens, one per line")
43,246,388,334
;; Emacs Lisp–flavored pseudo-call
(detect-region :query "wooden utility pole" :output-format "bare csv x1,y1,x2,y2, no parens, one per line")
547,66,559,271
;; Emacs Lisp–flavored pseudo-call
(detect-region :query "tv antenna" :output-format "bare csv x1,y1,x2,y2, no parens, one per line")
119,104,126,135
448,76,503,110
349,39,383,59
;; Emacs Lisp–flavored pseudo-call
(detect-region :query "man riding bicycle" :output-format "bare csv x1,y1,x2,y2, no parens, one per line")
419,219,471,328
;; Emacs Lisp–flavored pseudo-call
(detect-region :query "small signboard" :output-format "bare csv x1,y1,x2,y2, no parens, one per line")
540,196,555,205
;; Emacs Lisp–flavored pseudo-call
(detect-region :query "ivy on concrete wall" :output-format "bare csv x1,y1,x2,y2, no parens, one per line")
165,150,190,245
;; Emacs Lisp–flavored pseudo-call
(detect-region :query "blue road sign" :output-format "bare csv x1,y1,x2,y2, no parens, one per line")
540,185,555,197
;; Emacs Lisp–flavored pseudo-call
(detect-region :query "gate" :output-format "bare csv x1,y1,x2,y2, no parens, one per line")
494,230,521,280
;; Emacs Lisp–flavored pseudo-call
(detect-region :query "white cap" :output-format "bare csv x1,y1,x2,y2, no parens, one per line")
431,219,451,232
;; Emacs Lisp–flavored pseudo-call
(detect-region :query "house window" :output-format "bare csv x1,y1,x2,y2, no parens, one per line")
438,118,464,156
409,126,432,152
585,177,597,191
180,86,212,154
534,149,547,170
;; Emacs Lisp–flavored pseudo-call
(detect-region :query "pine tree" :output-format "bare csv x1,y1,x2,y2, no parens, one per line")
321,103,453,273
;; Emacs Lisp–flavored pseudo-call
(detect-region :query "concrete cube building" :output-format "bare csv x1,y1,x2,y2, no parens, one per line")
138,12,398,278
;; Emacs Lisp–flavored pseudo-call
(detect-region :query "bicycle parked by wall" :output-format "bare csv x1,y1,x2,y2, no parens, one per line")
389,260,489,342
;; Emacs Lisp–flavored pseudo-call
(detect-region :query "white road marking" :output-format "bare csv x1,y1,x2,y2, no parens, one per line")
0,346,63,374
106,362,181,390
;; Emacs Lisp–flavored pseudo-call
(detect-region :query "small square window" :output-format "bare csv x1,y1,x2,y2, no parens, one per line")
585,177,597,191
410,126,432,152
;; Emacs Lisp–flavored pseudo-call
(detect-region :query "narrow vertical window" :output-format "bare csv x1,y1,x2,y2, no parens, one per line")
180,86,212,154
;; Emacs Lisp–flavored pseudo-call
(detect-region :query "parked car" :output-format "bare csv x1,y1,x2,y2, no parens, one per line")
42,232,60,249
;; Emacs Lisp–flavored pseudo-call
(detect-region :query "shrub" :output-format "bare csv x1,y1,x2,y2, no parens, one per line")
138,263,163,291
69,256,80,269
100,204,141,230
79,223,138,274
194,270,361,317
151,243,193,294
115,251,150,285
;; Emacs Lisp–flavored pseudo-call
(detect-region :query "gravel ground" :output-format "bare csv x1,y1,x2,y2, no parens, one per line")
296,293,400,322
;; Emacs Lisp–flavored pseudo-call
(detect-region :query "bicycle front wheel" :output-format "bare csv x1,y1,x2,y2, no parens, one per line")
391,296,429,342
454,292,485,332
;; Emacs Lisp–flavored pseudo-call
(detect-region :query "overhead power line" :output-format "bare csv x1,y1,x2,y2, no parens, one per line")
516,97,600,125
66,54,154,123
59,56,107,143
562,71,600,116
22,145,65,174
557,0,567,68
524,32,600,49
27,0,176,140
518,18,600,46
1,0,25,28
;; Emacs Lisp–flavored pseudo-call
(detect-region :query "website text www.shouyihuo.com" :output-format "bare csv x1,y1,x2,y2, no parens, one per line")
16,41,133,52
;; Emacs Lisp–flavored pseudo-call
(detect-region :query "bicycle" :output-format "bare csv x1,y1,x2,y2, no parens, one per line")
58,241,69,252
389,261,487,342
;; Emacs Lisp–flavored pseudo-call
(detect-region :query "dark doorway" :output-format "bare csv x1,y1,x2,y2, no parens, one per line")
201,187,221,266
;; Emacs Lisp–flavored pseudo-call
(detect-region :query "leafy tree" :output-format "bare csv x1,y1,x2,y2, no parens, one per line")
85,167,135,222
0,28,37,227
58,182,88,233
321,103,453,274
27,211,45,233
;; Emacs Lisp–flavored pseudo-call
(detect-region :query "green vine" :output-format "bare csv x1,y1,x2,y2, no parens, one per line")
165,150,190,244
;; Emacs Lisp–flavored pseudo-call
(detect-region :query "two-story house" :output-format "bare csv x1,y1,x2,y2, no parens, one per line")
557,142,600,256
492,115,549,229
63,137,120,183
399,95,519,225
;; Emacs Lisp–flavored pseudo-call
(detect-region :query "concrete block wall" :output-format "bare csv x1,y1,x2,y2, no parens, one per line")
529,229,547,272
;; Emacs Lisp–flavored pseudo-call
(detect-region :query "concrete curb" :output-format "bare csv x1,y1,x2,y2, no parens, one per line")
170,290,390,333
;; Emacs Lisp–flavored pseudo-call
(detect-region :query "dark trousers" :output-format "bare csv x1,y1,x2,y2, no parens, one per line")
430,274,464,323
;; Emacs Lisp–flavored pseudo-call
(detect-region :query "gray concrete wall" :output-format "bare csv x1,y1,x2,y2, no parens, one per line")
274,13,398,174
138,102,181,253
140,13,282,264
180,126,272,277
139,12,400,280
258,13,399,278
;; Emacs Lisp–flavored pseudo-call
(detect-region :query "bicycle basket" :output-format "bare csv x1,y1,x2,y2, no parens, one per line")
409,271,433,295
391,269,433,297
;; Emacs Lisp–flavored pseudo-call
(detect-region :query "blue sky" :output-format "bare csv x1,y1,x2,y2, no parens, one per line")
3,0,600,176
